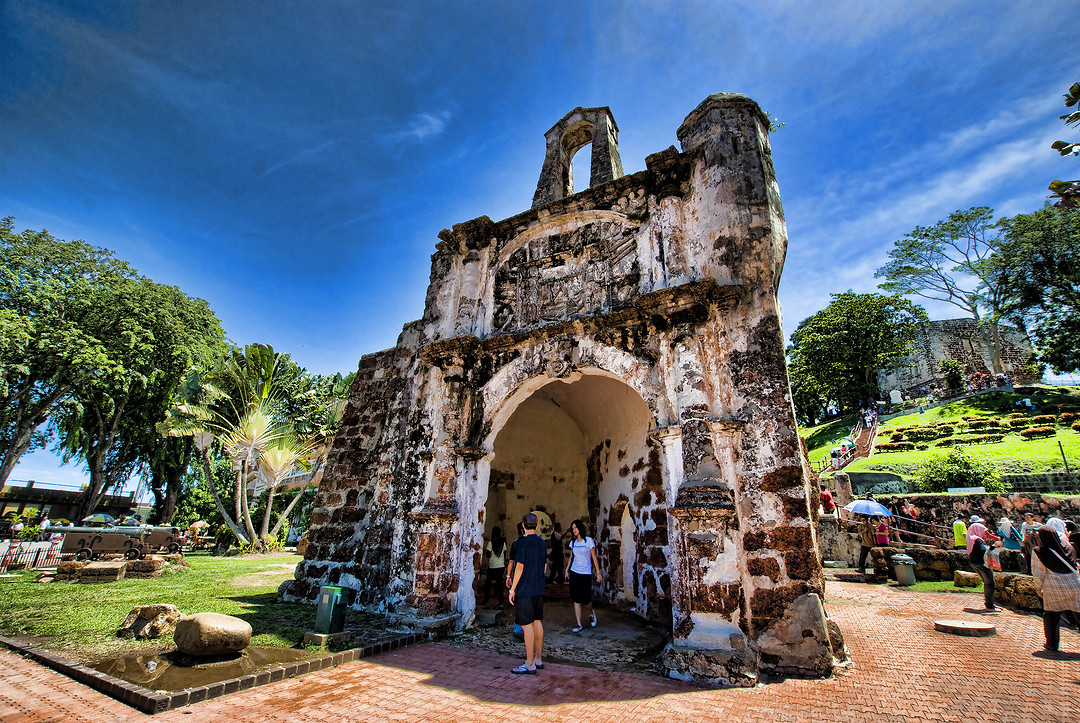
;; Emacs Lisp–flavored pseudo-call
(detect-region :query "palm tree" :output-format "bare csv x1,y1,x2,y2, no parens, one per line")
159,343,350,550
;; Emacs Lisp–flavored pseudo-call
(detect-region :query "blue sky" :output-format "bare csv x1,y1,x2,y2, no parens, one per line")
3,0,1077,489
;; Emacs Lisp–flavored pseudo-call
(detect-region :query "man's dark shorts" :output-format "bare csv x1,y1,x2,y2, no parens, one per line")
514,595,544,625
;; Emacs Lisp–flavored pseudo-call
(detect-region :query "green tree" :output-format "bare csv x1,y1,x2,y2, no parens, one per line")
1049,82,1080,205
939,359,964,390
788,292,927,416
53,278,225,519
993,204,1080,372
0,218,131,485
914,447,1006,493
875,207,1009,373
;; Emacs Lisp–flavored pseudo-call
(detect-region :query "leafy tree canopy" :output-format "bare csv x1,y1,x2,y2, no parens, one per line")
993,204,1080,372
915,447,1006,493
1049,81,1080,205
1,218,135,485
875,206,1011,373
788,292,927,420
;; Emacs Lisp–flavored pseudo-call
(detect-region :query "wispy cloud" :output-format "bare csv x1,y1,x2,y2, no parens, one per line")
779,88,1066,334
262,139,340,177
388,111,452,143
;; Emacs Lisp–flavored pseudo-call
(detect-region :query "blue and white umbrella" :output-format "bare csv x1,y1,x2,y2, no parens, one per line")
843,500,893,517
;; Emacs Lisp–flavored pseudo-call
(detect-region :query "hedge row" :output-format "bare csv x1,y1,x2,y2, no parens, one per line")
1020,426,1056,439
934,434,1005,447
875,441,915,452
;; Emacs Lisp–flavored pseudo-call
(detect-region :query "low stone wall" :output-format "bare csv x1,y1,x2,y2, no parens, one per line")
868,546,1025,581
1003,473,1080,495
893,492,1080,530
816,517,861,563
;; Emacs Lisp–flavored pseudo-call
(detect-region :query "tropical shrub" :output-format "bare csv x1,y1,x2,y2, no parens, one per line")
1020,426,1056,439
1061,412,1078,425
1031,414,1058,425
1007,418,1031,428
875,441,915,452
890,432,904,442
915,447,1006,493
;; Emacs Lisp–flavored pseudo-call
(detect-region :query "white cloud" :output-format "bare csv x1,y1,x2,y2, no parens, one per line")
388,111,452,143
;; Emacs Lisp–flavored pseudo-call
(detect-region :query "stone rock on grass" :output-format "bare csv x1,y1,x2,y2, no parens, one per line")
954,571,981,587
118,604,183,639
173,612,252,656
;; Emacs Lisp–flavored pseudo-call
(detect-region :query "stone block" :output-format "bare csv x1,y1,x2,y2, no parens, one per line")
77,560,127,583
173,612,252,656
994,572,1042,611
954,571,980,587
756,593,836,678
118,604,183,639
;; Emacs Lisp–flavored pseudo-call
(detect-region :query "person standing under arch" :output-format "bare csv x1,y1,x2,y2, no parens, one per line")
564,519,603,633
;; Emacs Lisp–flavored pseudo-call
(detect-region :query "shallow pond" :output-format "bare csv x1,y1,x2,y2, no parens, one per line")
89,646,312,692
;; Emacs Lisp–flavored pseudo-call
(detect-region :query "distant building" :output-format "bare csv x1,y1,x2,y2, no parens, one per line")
876,318,1035,396
0,480,138,521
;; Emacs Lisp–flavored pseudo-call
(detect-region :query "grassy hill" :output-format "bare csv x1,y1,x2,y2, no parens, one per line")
800,386,1080,480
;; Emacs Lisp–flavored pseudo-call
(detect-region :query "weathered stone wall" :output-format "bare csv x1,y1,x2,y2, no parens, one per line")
895,492,1080,529
288,94,839,685
877,319,1034,395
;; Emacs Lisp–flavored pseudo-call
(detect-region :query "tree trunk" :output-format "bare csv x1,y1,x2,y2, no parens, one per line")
259,483,276,543
989,320,1004,375
199,448,248,544
239,463,259,549
269,476,319,539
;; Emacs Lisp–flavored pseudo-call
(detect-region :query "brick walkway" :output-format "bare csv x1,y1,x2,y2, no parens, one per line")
2,581,1078,722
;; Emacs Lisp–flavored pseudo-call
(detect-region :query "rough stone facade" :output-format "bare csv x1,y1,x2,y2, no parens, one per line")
285,95,842,684
876,319,1034,395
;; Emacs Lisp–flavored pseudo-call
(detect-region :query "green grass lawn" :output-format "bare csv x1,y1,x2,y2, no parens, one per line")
802,387,1080,479
0,552,315,661
801,415,857,465
848,427,1080,476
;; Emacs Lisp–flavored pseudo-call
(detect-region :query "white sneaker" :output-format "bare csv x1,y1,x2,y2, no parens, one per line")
589,611,597,627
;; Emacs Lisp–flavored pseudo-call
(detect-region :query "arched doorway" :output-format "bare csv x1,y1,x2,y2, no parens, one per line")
477,370,670,625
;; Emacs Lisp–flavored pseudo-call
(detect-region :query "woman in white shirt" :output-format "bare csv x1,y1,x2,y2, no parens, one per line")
481,526,507,608
563,519,602,633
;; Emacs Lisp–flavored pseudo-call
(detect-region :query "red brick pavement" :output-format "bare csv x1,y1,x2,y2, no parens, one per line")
2,581,1078,722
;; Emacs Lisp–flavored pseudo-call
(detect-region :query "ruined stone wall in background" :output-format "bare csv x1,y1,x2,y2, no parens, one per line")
877,319,1035,395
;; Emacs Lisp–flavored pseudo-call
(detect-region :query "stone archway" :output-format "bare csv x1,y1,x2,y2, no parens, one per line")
474,370,670,627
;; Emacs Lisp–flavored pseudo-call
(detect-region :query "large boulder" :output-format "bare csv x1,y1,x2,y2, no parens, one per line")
173,612,251,656
118,604,183,639
994,572,1042,612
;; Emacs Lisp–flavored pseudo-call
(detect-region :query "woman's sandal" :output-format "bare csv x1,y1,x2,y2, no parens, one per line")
510,664,536,675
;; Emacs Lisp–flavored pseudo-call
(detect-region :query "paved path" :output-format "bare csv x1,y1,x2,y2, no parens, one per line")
2,581,1078,722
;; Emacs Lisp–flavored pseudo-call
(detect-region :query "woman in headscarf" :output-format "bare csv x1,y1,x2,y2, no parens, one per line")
997,517,1022,553
966,516,1003,611
1031,525,1080,652
1046,517,1072,549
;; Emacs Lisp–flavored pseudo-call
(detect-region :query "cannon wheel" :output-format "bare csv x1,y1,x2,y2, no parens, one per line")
167,543,181,553
124,548,142,560
75,548,93,561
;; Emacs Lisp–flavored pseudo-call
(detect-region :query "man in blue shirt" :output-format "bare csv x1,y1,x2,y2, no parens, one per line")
508,512,547,674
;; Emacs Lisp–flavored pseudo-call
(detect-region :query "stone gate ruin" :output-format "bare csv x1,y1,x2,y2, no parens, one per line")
283,94,845,685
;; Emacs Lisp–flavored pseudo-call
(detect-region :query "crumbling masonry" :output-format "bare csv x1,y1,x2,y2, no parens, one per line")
283,95,845,685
